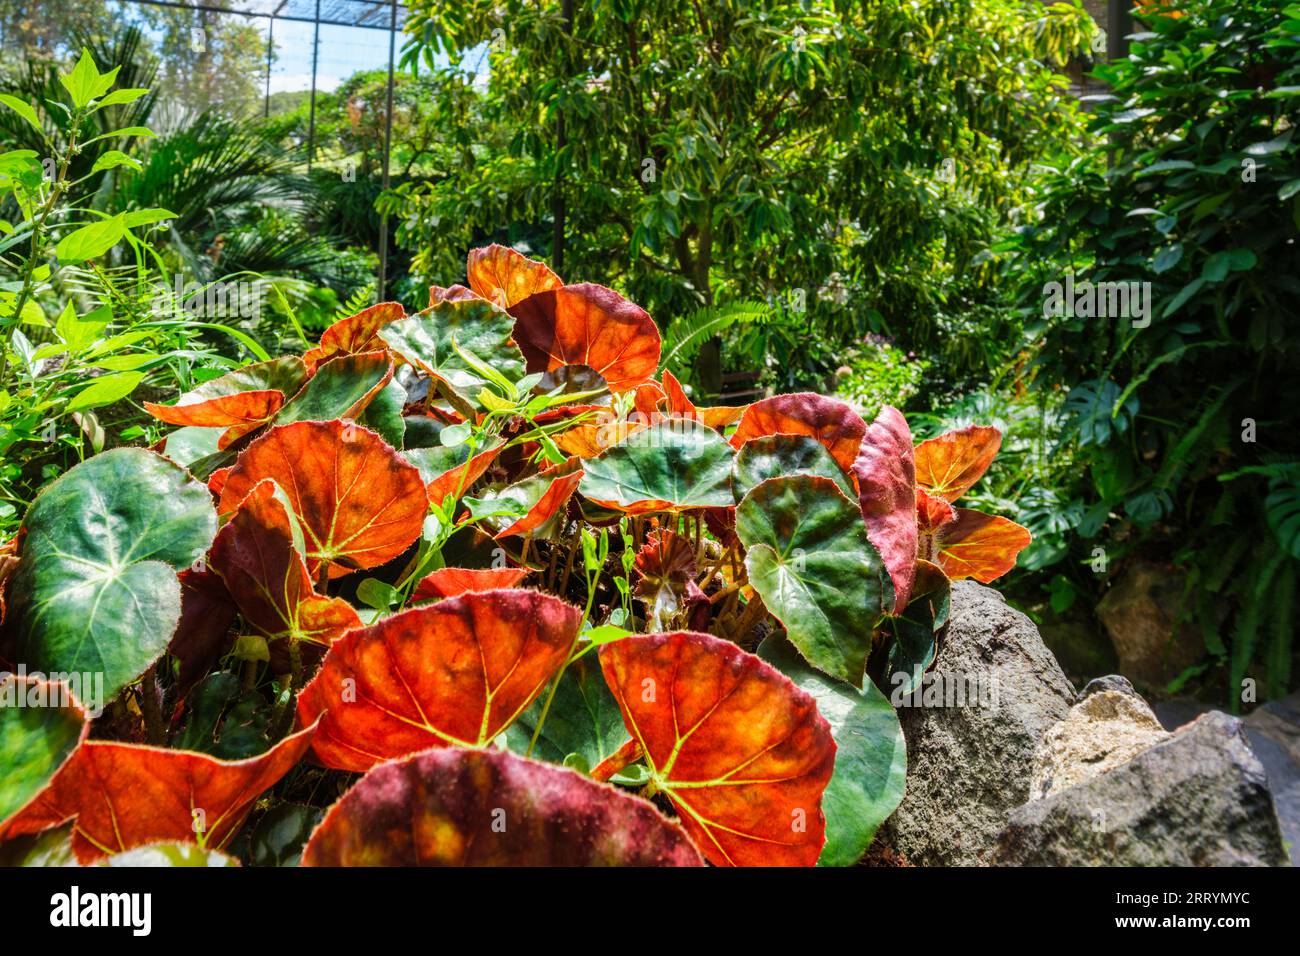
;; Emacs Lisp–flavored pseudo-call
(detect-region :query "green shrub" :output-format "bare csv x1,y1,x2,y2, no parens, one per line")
1001,0,1300,702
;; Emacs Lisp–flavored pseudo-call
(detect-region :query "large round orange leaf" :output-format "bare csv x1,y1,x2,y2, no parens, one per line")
296,590,582,772
303,302,405,370
411,567,528,603
599,631,836,866
936,507,1031,583
301,747,702,866
913,425,1002,502
729,393,867,471
209,480,361,645
466,244,562,308
5,726,314,863
510,283,661,393
145,389,283,436
218,421,427,579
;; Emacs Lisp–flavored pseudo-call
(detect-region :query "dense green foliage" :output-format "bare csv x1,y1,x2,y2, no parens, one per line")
1001,0,1300,701
395,0,1094,389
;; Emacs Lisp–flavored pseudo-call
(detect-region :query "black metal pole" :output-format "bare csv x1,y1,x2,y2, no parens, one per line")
377,0,397,301
306,0,321,171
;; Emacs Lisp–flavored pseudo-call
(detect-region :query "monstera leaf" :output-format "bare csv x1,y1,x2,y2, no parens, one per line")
466,243,563,308
301,747,702,866
218,421,426,579
208,480,361,645
297,590,582,771
598,631,836,866
732,433,854,502
580,419,735,513
758,634,906,867
736,475,890,685
729,393,867,471
913,425,1002,502
510,283,660,392
2,727,314,863
8,449,217,700
380,298,524,409
852,405,918,613
0,676,89,833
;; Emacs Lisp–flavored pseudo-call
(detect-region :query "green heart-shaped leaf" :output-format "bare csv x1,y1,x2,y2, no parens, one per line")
758,634,906,867
380,298,524,409
8,448,217,700
506,655,630,770
732,433,854,502
736,474,889,684
580,419,734,513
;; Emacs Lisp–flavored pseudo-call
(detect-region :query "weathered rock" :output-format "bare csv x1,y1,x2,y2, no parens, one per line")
1095,562,1204,690
1244,692,1300,866
1030,684,1170,800
994,711,1288,866
879,581,1076,865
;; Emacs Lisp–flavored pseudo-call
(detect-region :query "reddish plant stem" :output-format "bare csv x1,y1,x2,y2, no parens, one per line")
591,738,644,783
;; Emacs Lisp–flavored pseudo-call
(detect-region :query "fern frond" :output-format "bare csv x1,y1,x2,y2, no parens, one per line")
659,300,770,375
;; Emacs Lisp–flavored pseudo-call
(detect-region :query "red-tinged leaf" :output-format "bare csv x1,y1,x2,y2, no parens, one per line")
170,569,236,692
145,389,284,432
729,393,867,471
296,590,582,771
303,302,405,370
429,284,478,305
466,243,562,308
599,631,836,866
633,380,666,420
852,405,917,613
208,466,231,497
937,508,1031,583
219,421,426,579
699,404,748,429
405,441,504,510
553,418,646,459
0,675,89,835
511,283,661,392
661,369,695,416
913,425,1003,502
489,458,584,539
301,747,702,866
0,535,18,624
5,726,314,863
209,480,362,645
412,567,528,603
915,487,958,564
634,529,699,631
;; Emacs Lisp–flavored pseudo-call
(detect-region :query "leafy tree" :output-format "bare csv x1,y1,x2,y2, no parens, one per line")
1001,0,1300,701
395,0,1094,387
